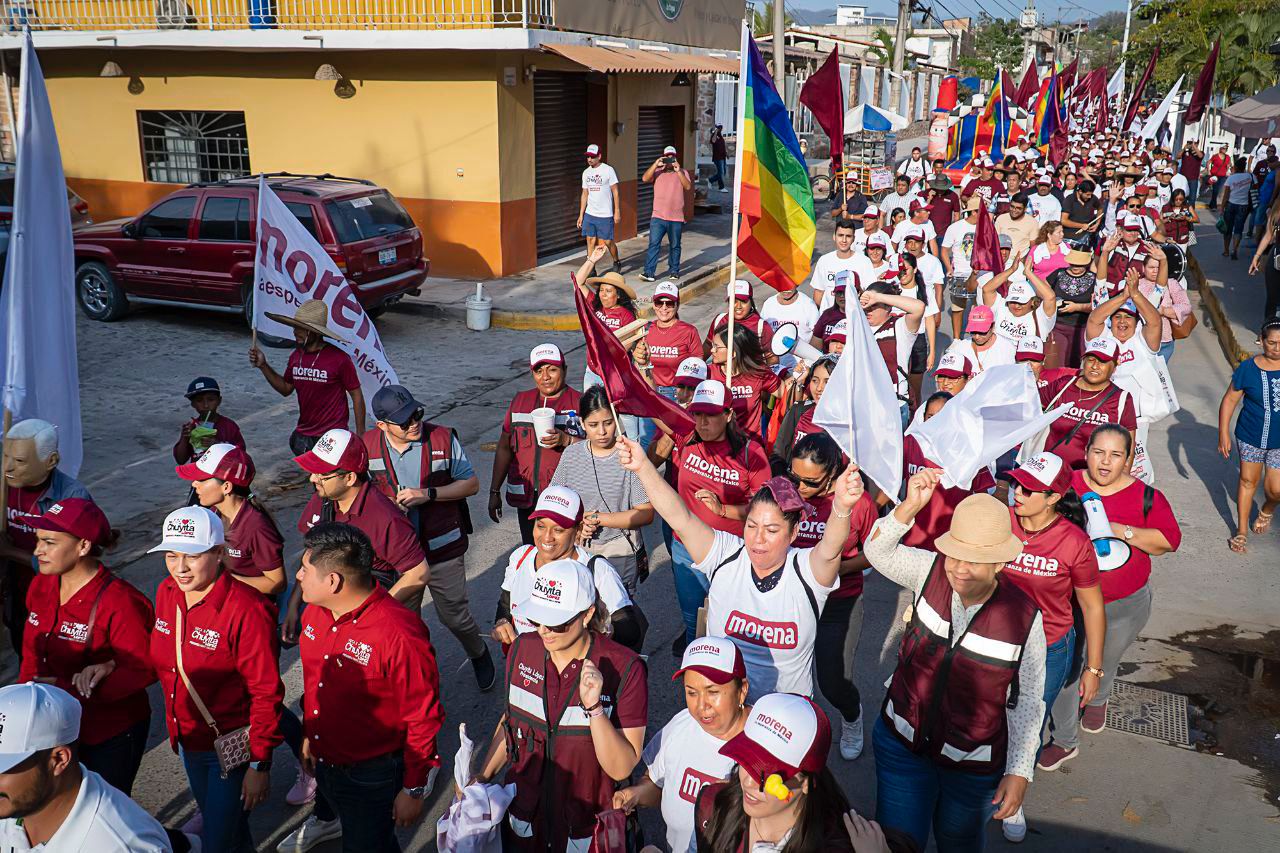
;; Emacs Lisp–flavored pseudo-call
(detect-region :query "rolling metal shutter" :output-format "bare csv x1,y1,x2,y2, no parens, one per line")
534,72,589,258
636,106,677,232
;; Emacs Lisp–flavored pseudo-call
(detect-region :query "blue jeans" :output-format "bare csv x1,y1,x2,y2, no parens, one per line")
1158,340,1175,363
670,537,709,643
181,748,253,853
1041,627,1076,745
712,159,727,189
644,217,683,278
81,716,150,796
315,752,405,853
873,718,1002,853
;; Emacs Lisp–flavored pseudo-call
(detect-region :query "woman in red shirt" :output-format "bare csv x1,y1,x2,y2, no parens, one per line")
770,355,838,468
1044,425,1180,764
645,281,702,400
1161,188,1198,247
708,325,781,440
703,281,776,358
24,498,155,796
788,433,878,761
149,506,285,853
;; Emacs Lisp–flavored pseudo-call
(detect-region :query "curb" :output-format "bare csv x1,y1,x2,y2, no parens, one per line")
1187,251,1249,368
400,257,741,331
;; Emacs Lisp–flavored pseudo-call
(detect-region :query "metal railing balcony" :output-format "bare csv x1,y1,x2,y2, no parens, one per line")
3,1,556,32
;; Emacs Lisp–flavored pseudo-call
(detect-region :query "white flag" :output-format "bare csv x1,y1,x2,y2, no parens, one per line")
1140,75,1184,142
0,32,82,476
906,364,1069,490
812,295,903,501
1106,63,1126,102
252,176,398,415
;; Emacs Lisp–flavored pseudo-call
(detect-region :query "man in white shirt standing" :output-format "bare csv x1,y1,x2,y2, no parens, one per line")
810,218,875,310
880,174,919,224
1027,175,1063,224
577,143,622,272
0,683,173,852
896,146,934,191
941,196,981,338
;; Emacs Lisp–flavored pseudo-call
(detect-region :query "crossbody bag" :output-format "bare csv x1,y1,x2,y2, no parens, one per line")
174,604,251,778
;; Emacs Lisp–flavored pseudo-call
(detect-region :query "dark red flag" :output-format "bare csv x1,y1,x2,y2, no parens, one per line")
573,279,694,439
1014,64,1040,110
1001,68,1019,106
1060,58,1079,95
971,204,1003,274
799,48,845,167
1186,39,1220,124
1123,46,1159,133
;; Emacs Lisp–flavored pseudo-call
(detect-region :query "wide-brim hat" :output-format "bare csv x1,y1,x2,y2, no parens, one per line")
265,299,347,342
583,271,637,300
930,175,953,190
1066,249,1093,267
934,494,1024,564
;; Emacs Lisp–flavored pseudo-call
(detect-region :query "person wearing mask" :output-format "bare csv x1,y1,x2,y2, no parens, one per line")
1221,156,1254,259
640,144,693,282
709,324,782,440
646,281,703,401
577,144,622,271
549,386,655,595
613,637,750,852
172,376,244,465
620,433,861,699
1218,320,1280,554
705,281,777,357
788,434,878,761
149,506,285,853
941,197,981,339
490,343,583,545
995,193,1040,258
1045,248,1101,368
296,523,445,852
771,355,838,469
1028,221,1070,280
1027,176,1063,224
360,386,494,690
22,500,155,796
865,472,1046,853
1059,180,1102,250
691,693,856,852
1043,426,1181,760
248,299,365,455
1038,335,1137,470
0,683,172,852
493,485,643,652
997,453,1107,840
476,558,648,850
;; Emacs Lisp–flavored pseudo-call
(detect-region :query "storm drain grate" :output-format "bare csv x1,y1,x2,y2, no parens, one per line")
1105,680,1190,745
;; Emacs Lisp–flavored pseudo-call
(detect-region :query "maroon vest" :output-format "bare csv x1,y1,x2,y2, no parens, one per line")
362,424,469,562
502,631,643,848
874,318,914,407
881,556,1039,775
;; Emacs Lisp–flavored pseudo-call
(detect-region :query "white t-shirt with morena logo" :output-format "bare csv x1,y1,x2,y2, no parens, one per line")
694,530,838,702
502,544,631,635
582,163,620,218
643,709,737,853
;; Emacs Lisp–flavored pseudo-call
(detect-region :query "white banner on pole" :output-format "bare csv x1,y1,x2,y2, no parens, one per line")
252,176,398,415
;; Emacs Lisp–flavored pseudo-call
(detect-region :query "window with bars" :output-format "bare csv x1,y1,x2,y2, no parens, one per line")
139,111,250,184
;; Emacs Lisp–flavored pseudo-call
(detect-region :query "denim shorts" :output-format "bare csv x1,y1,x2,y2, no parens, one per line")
581,213,615,240
1239,439,1280,468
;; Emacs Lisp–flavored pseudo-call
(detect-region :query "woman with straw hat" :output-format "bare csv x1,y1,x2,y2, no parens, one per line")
248,299,365,455
864,468,1046,853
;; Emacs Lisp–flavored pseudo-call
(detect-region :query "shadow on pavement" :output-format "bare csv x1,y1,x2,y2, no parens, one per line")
1165,408,1238,532
986,819,1188,851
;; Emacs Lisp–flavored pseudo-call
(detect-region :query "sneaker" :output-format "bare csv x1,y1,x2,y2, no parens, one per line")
639,273,657,282
1080,701,1108,733
285,767,317,806
671,632,690,657
180,810,203,837
838,715,864,760
472,648,497,692
1036,742,1079,771
613,258,626,274
719,187,730,193
276,816,343,853
1002,807,1027,843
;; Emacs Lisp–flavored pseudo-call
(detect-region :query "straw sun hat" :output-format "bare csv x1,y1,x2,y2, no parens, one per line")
265,299,347,341
933,493,1024,564
583,271,637,300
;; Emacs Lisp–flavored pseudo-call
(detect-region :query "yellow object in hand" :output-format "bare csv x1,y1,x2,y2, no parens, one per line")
763,774,792,802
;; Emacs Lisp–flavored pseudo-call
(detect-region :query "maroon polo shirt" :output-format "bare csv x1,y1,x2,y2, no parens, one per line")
287,344,360,437
226,502,285,579
298,481,425,577
1039,376,1137,469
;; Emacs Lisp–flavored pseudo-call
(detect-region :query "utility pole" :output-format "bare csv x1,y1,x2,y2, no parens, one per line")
772,0,786,90
1121,0,1135,55
892,0,911,113
1020,0,1038,76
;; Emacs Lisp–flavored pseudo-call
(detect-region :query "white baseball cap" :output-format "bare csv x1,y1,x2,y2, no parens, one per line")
689,379,730,415
516,558,597,628
585,143,601,157
862,204,881,218
934,349,974,378
527,485,585,529
653,280,681,303
719,693,831,785
1121,212,1146,231
826,318,849,343
530,343,565,369
866,232,890,250
1005,280,1036,303
900,226,925,243
149,506,225,555
0,683,81,773
673,636,747,684
675,357,709,388
1084,334,1119,362
294,428,368,475
1016,336,1045,362
1011,451,1073,495
732,280,753,301
663,145,678,155
175,442,255,487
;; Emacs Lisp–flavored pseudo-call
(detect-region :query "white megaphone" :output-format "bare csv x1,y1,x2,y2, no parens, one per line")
771,322,825,364
1081,491,1132,572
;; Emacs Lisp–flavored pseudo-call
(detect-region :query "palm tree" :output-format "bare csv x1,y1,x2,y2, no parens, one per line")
750,1,793,38
1217,13,1280,98
867,26,896,66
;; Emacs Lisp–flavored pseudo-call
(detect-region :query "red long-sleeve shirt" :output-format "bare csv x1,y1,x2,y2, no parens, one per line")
20,566,156,745
299,586,444,788
151,571,284,761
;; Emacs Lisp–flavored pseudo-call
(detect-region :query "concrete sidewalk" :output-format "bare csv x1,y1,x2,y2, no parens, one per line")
1186,219,1263,365
404,209,739,330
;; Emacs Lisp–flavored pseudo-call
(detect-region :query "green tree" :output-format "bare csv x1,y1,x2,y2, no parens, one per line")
957,16,1023,81
750,1,793,38
866,26,897,65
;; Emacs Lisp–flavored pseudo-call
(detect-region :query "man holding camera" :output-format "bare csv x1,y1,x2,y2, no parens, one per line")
640,144,692,282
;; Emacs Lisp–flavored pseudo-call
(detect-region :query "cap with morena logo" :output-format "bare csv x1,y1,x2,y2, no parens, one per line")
294,428,368,475
176,442,255,487
527,485,585,529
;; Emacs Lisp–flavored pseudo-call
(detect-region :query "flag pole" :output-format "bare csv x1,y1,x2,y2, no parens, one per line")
726,20,750,385
0,408,10,534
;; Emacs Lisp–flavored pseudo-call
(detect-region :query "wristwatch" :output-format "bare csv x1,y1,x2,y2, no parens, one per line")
249,759,272,772
1084,666,1105,679
1123,525,1134,540
427,487,438,502
402,785,430,800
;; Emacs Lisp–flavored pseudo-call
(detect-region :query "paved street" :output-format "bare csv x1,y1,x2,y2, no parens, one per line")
65,228,1280,851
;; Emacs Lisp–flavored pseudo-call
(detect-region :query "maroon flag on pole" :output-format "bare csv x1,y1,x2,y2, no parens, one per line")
971,204,1004,274
1014,64,1040,110
799,48,845,168
573,279,694,438
1123,46,1159,132
1001,68,1019,107
1186,39,1219,124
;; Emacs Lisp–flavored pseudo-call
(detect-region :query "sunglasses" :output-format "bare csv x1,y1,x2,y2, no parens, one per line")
394,407,425,429
528,618,575,633
790,472,829,490
654,298,678,307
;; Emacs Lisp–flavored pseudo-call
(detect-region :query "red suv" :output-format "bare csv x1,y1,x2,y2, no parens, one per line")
73,173,429,323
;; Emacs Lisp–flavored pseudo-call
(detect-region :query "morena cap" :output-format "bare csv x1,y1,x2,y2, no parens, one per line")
689,379,730,415
527,485,585,530
293,428,369,475
175,443,256,487
673,635,747,684
719,693,832,785
530,343,565,369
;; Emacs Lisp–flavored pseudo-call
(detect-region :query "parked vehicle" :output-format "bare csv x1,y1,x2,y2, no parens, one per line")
72,172,428,324
0,162,92,285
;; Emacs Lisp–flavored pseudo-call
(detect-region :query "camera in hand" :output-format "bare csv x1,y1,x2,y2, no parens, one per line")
663,156,676,168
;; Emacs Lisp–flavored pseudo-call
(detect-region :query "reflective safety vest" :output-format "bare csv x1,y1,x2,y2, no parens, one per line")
881,555,1039,775
501,631,644,849
363,424,471,563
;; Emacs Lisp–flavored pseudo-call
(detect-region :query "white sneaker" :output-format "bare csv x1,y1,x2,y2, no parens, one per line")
276,816,343,853
1002,807,1027,843
839,715,864,760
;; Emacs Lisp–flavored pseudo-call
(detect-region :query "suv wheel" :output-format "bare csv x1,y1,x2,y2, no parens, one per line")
75,261,128,321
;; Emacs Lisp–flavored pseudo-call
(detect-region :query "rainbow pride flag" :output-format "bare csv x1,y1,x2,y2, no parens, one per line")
736,33,815,292
1033,66,1064,148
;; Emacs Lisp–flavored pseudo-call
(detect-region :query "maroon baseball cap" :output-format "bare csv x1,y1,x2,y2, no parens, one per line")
175,443,255,487
28,498,112,547
1010,452,1073,496
719,693,832,785
294,429,369,475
